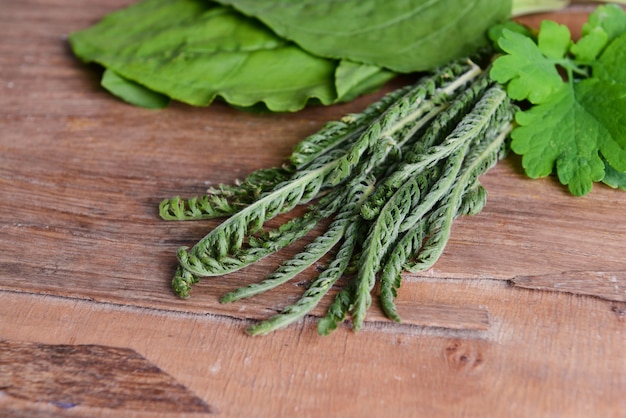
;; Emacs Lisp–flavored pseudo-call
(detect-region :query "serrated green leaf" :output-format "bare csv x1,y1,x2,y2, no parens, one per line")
573,4,626,62
216,0,511,73
593,32,626,85
576,79,626,175
488,20,535,48
582,4,626,41
490,29,564,103
492,6,626,196
511,78,626,196
570,26,608,61
537,20,571,60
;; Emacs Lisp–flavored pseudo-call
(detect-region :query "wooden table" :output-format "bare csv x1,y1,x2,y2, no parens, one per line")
1,1,625,417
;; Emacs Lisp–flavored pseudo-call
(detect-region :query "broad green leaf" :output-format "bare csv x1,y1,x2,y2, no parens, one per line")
216,0,512,73
334,61,396,103
69,0,394,111
490,29,564,104
101,69,170,109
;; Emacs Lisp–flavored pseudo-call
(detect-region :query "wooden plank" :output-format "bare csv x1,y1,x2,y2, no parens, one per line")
0,287,624,417
1,2,626,417
0,340,212,414
512,270,626,302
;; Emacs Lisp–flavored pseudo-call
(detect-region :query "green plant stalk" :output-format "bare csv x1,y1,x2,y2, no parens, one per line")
165,58,518,334
351,85,513,331
245,222,360,336
379,118,512,320
326,60,483,186
317,276,359,336
218,182,363,303
407,125,512,275
511,0,569,17
178,161,341,270
242,178,373,334
377,220,425,322
360,74,493,220
175,186,343,278
290,84,415,169
172,59,482,289
160,167,293,221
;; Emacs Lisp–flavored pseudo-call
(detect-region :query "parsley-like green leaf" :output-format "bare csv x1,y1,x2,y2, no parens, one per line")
511,80,625,196
489,28,564,104
570,26,608,61
571,4,626,61
593,32,626,84
490,5,626,196
582,4,626,42
537,20,571,60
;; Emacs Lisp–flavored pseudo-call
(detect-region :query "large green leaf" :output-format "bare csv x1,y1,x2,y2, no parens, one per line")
216,0,512,72
101,69,170,109
69,0,394,111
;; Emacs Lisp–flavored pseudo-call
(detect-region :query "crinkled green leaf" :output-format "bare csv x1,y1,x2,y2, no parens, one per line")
69,0,394,112
101,69,170,109
215,0,511,73
490,29,564,103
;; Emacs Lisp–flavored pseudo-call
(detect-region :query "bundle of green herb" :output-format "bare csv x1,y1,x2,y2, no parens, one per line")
160,58,516,335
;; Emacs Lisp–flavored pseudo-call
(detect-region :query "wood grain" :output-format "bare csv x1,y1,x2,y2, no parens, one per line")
0,287,624,418
512,270,626,302
1,1,625,417
0,340,212,414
